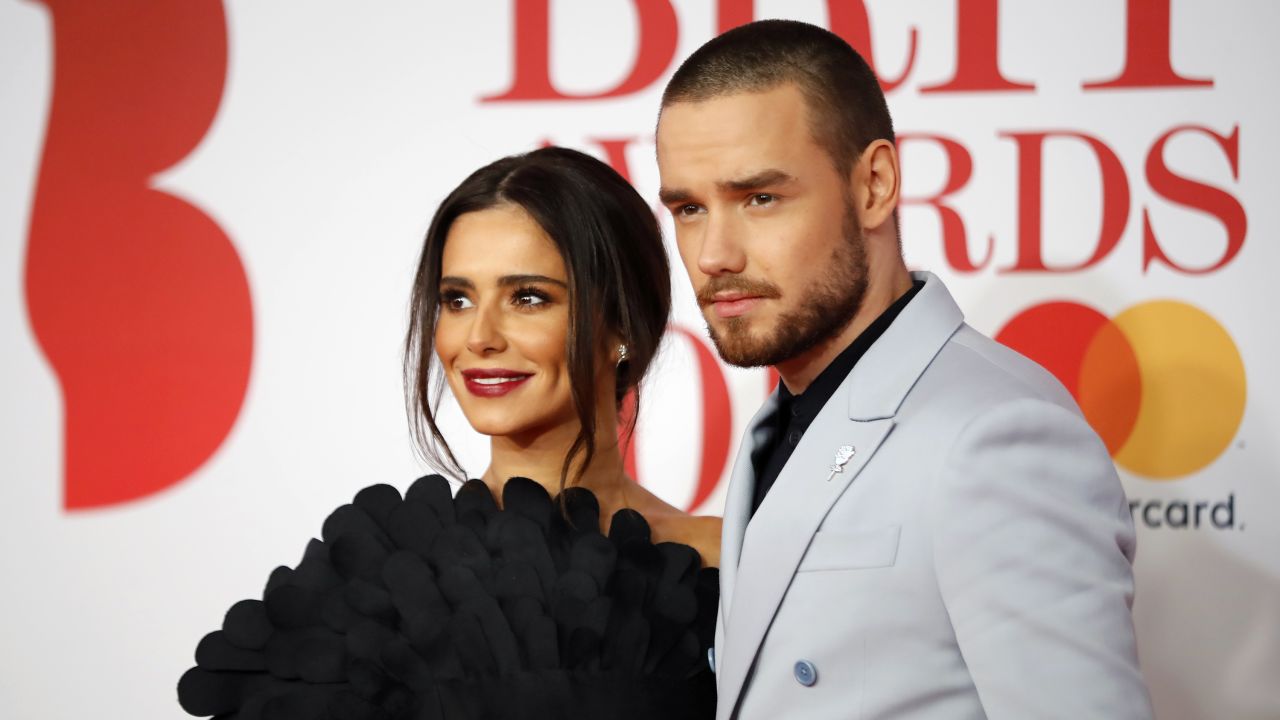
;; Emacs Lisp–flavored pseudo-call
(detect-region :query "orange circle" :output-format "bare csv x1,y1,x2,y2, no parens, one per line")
1109,301,1246,479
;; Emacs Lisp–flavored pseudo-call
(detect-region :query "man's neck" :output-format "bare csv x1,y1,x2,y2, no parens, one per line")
777,267,914,395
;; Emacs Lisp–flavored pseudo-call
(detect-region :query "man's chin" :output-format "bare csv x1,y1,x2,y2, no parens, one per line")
706,325,779,368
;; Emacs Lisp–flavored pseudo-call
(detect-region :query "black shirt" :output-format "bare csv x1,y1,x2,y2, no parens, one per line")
749,281,924,517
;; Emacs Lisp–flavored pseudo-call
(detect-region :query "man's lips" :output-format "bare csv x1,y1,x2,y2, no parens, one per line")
460,368,533,397
707,293,765,319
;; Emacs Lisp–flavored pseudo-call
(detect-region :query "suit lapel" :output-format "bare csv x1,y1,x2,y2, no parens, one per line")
718,408,894,714
716,272,965,717
719,391,779,620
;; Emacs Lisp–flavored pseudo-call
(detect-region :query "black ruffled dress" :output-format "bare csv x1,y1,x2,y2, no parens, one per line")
178,475,719,719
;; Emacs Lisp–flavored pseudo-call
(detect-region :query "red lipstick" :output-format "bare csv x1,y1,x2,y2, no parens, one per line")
460,368,533,398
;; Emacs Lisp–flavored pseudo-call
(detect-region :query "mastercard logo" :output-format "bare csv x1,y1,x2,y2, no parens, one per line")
995,300,1246,480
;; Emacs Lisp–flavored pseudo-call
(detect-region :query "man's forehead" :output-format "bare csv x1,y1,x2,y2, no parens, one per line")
659,87,812,159
658,101,816,186
661,82,807,113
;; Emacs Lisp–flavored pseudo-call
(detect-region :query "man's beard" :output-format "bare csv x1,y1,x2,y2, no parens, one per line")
700,202,869,368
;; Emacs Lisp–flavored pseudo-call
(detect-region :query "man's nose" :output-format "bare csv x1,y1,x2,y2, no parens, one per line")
697,210,748,277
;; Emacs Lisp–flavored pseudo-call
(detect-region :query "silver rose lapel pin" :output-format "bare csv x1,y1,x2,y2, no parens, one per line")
825,445,857,481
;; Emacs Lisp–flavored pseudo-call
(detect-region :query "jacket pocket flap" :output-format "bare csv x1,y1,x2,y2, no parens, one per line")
797,524,901,572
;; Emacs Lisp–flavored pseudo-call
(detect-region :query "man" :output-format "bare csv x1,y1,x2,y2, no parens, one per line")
655,20,1153,720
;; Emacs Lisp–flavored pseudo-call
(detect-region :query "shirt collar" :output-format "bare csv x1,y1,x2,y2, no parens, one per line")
777,280,924,426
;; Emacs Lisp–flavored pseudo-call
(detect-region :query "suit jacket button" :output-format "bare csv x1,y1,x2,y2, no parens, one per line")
793,659,817,687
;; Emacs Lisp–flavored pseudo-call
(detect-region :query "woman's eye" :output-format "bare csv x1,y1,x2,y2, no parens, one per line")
748,193,776,207
513,289,549,308
441,294,473,311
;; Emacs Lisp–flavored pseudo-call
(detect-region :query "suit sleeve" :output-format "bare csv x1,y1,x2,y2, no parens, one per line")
931,397,1154,719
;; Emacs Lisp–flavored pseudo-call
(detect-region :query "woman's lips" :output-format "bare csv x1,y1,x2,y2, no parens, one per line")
460,369,533,398
711,296,763,319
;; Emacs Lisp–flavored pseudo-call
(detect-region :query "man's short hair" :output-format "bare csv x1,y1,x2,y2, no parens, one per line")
661,19,894,178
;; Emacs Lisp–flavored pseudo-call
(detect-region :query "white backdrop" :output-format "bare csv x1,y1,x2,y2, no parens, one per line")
2,1,1277,718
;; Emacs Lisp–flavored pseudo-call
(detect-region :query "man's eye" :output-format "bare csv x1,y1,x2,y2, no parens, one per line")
748,193,776,206
677,204,703,217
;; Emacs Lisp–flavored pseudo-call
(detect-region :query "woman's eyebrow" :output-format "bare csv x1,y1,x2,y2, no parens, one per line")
439,276,474,289
497,274,568,288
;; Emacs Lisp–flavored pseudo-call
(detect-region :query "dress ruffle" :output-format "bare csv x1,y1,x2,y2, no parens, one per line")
178,476,718,719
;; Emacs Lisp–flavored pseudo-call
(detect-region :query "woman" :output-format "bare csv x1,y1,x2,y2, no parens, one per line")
178,147,720,719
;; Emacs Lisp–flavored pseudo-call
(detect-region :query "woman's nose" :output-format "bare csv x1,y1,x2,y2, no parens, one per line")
465,303,507,356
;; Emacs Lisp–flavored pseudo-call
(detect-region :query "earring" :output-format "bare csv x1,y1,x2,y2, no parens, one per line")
616,344,630,365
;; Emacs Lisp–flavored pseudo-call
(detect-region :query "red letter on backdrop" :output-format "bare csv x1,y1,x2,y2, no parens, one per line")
1083,0,1212,89
921,0,1034,93
620,328,731,514
717,0,919,93
25,0,253,509
671,328,731,514
897,134,990,272
1143,125,1245,273
1000,131,1131,273
484,0,678,101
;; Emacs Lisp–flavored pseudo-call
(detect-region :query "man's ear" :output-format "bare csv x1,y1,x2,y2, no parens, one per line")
850,139,900,232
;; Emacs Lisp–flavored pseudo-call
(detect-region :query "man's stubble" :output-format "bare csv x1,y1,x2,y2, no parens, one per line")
706,201,869,368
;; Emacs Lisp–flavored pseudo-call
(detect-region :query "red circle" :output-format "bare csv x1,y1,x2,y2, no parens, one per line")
995,301,1141,455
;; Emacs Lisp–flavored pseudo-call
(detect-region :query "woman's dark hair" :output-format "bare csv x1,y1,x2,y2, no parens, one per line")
404,146,670,490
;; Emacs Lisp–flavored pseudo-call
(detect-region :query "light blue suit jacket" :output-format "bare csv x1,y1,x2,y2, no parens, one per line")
715,272,1153,719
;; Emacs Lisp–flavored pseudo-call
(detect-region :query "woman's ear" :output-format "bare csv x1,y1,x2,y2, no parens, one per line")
598,328,626,366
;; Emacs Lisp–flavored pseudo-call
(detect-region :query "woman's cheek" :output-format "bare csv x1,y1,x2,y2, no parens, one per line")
510,310,564,361
433,325,463,387
521,314,570,401
434,315,464,357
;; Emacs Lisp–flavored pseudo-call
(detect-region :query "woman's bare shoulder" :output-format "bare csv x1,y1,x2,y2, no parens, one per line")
615,482,723,566
648,511,723,568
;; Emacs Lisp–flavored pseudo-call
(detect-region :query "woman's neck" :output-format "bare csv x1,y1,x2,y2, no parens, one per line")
481,413,631,510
